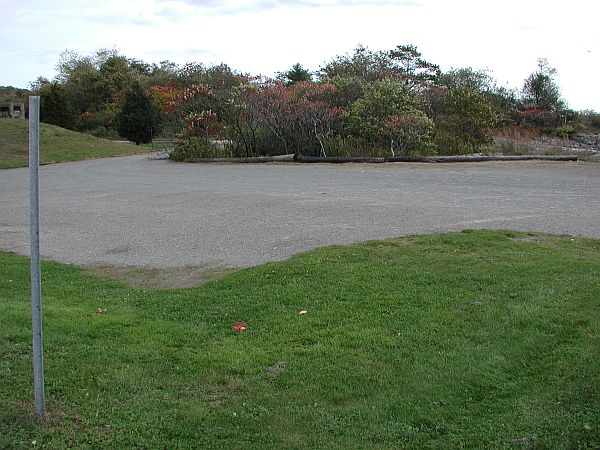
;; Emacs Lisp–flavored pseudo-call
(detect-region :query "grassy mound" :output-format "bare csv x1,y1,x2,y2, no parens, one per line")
0,119,147,169
1,230,599,448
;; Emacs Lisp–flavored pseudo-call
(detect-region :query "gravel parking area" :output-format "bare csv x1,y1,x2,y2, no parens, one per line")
1,155,599,268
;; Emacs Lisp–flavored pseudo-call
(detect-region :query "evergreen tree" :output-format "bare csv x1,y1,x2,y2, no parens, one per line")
116,81,160,145
39,82,75,129
522,58,564,111
279,63,312,85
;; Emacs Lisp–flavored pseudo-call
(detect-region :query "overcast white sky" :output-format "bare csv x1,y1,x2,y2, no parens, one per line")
1,0,599,110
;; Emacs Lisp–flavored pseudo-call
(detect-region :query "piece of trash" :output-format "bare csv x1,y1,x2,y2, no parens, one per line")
95,308,107,314
299,310,308,315
231,321,247,331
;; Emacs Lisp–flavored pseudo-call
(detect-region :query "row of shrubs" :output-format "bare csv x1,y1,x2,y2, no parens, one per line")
26,46,599,159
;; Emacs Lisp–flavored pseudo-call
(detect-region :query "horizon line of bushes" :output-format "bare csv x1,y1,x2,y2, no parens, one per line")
8,45,600,158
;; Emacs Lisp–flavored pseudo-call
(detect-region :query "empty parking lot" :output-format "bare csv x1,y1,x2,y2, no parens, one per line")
1,155,599,269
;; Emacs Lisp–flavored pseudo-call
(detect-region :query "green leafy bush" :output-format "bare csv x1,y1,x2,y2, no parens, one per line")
342,80,434,155
554,124,576,138
434,86,497,154
169,138,233,161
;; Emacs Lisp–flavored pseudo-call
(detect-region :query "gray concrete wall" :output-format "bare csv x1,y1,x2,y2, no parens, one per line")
0,102,25,118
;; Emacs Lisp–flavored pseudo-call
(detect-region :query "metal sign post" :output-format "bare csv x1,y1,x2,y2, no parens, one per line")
29,96,45,419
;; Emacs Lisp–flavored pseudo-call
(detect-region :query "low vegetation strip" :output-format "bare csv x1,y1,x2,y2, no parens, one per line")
1,230,599,448
0,119,148,169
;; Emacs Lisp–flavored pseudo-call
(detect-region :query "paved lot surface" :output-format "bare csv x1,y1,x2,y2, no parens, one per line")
1,155,599,268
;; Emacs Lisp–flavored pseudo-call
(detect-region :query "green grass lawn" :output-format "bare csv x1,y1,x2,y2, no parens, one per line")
1,230,599,448
0,119,149,169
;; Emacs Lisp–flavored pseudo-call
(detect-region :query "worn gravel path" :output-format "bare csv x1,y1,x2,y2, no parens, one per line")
1,155,599,268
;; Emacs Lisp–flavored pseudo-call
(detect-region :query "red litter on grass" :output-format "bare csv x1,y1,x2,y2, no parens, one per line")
232,322,247,331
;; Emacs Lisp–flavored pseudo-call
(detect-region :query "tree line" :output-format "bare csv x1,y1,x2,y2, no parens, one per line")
27,45,599,158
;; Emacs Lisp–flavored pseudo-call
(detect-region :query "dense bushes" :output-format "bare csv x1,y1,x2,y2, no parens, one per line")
342,81,434,156
169,138,233,161
576,110,600,132
28,45,591,158
433,87,496,154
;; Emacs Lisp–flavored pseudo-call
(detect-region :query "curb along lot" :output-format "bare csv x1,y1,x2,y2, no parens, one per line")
184,154,578,164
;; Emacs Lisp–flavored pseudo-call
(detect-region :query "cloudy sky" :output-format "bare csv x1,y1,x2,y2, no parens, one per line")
2,0,599,110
